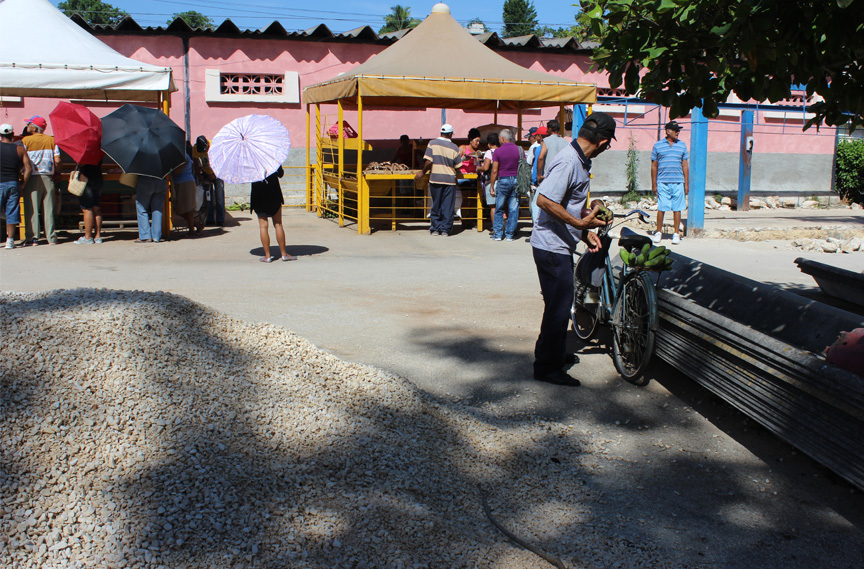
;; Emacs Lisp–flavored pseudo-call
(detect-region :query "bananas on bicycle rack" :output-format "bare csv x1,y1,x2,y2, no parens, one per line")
619,243,674,272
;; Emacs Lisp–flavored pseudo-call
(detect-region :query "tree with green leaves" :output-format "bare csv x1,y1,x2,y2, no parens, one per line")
379,5,421,34
538,9,604,42
580,0,864,130
502,0,538,37
169,11,215,29
58,0,128,27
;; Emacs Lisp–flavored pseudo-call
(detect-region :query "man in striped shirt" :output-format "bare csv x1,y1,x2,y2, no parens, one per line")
416,124,462,236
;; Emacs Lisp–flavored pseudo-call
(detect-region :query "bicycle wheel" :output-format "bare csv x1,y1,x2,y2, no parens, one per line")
611,271,658,384
571,257,599,340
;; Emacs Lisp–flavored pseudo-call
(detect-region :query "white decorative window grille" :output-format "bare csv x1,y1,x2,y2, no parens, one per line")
220,73,284,95
205,70,300,103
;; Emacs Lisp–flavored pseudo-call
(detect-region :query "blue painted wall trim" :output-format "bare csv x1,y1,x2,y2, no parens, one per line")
688,106,708,232
737,111,754,210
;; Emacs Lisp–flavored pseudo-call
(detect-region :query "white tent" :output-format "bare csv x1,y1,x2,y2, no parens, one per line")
0,0,176,102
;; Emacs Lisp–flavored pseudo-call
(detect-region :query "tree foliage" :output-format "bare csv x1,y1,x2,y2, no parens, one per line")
502,0,539,37
58,0,128,27
379,5,421,34
169,11,215,29
835,139,864,205
539,10,605,42
580,0,864,130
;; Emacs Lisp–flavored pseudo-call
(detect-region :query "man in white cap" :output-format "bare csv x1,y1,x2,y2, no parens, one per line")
415,124,462,236
0,124,33,248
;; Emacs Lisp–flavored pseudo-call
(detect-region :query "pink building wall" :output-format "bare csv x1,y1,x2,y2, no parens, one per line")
0,32,836,157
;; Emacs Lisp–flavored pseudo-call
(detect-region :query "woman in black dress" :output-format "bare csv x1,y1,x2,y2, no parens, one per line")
74,158,104,245
251,166,295,262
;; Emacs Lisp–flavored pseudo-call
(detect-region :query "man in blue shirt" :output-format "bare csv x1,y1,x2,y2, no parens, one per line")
651,121,689,245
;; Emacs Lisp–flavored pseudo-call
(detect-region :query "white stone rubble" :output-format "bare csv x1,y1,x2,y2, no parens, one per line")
1,289,683,569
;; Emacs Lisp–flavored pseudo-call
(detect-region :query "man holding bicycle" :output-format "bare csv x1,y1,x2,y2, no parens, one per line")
529,112,616,386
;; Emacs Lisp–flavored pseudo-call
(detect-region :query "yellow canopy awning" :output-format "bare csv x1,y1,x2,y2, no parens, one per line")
304,4,595,109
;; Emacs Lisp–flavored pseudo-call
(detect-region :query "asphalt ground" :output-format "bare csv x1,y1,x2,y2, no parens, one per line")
2,206,863,567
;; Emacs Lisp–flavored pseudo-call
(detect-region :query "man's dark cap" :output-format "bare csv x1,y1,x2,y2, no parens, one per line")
582,112,617,140
665,121,682,131
527,126,539,135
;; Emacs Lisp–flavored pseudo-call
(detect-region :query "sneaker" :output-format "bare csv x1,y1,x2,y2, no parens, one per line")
671,233,681,245
94,238,103,244
74,237,94,245
652,231,662,244
491,236,503,241
505,237,514,242
5,238,14,250
29,238,38,247
430,231,440,236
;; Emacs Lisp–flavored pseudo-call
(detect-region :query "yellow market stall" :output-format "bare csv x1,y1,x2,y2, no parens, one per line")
303,3,596,234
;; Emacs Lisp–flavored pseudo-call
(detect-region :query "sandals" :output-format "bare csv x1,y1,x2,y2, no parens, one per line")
260,255,296,263
134,238,152,243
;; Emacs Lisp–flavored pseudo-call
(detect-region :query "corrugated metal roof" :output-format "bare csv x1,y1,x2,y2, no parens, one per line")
70,17,589,52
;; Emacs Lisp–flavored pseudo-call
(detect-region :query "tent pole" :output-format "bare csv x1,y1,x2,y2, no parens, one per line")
315,104,324,218
558,105,566,135
338,100,345,227
306,104,312,211
357,94,369,235
161,91,173,239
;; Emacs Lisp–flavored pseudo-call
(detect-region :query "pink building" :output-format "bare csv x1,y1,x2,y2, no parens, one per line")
0,15,838,197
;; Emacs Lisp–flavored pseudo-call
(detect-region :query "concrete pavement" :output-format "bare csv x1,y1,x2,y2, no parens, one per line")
3,206,863,565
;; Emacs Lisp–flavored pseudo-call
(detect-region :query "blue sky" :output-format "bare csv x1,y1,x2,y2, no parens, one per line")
52,1,583,34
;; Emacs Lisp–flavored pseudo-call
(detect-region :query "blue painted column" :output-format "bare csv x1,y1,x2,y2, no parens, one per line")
688,106,709,234
737,110,754,210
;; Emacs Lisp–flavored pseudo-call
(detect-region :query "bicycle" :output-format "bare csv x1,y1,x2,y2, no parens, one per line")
571,208,660,384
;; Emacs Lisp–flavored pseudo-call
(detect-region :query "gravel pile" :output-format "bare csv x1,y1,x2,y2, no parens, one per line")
1,289,684,569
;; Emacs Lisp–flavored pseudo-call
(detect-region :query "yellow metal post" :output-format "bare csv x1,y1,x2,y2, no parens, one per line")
338,100,345,227
305,104,312,211
161,92,173,239
357,94,370,234
315,104,323,217
558,105,566,134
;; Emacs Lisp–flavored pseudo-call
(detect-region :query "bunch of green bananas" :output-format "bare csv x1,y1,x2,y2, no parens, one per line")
619,243,674,271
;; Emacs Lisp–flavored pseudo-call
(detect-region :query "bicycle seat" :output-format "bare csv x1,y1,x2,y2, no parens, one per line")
618,227,654,252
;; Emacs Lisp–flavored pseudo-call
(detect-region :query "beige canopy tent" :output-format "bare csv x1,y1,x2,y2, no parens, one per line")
304,3,595,110
303,2,597,234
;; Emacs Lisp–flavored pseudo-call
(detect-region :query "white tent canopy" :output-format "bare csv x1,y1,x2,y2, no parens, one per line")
0,0,176,102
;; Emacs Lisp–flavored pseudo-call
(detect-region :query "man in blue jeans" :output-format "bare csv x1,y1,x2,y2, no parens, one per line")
530,112,616,386
488,129,522,241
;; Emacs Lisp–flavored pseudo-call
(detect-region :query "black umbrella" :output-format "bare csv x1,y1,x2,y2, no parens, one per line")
101,104,186,179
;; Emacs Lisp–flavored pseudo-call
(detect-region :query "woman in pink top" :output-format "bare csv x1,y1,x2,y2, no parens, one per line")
455,128,482,222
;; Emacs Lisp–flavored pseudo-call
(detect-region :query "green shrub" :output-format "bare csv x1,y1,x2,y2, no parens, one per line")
835,139,864,205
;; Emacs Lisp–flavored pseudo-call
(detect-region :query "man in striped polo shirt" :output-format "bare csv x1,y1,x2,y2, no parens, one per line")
416,124,462,236
651,120,689,245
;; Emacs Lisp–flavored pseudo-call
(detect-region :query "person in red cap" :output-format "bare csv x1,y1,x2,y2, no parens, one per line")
21,116,61,245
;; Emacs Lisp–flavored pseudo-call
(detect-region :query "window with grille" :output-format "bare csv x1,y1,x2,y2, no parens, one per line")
219,73,284,95
205,70,300,103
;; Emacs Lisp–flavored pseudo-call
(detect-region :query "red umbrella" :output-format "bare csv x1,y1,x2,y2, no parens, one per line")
48,102,104,165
